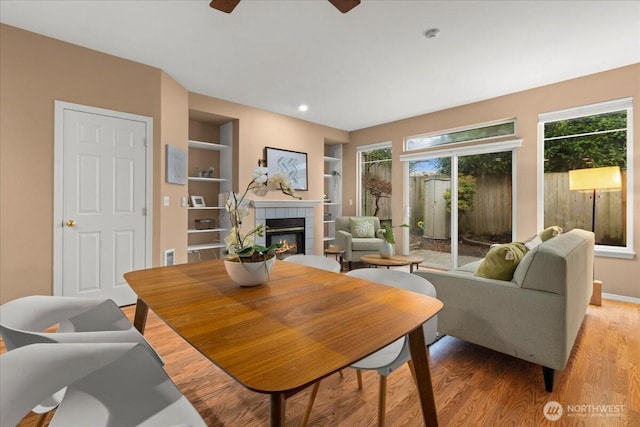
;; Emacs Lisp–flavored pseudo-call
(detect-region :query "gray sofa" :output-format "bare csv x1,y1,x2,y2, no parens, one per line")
414,228,594,391
334,216,385,270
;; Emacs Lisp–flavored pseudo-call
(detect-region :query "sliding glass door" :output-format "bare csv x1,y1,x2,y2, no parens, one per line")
405,143,516,269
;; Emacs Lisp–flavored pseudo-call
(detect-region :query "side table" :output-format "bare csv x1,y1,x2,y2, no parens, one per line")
324,246,345,271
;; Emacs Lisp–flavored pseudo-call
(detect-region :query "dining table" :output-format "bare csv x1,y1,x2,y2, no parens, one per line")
124,258,443,427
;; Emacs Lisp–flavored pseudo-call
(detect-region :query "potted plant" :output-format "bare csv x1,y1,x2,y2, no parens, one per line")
379,223,409,259
223,166,300,286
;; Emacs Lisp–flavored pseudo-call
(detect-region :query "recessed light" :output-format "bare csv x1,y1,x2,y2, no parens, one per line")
423,28,440,39
298,104,309,112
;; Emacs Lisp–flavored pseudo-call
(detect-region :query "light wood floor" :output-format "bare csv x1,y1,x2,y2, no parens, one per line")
8,299,639,426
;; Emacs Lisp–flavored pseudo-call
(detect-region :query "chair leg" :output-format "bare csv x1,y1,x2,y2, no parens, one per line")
407,360,418,386
378,375,387,427
348,261,353,270
301,381,321,427
356,369,363,389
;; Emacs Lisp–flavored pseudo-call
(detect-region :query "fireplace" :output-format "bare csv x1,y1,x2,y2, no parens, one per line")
266,217,305,258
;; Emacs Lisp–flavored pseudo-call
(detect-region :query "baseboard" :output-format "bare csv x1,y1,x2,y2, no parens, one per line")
602,293,640,305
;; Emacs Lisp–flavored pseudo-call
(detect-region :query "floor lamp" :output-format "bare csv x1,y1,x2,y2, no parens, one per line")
568,166,622,234
568,166,622,306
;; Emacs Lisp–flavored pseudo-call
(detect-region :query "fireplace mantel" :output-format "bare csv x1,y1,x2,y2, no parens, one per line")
251,200,323,208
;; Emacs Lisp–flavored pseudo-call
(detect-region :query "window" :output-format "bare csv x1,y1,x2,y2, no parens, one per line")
357,142,392,220
405,119,516,151
539,98,633,258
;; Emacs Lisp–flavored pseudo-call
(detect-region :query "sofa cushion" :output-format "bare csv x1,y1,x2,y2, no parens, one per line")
511,244,540,286
523,234,543,250
475,242,528,281
350,217,375,238
352,237,384,251
538,226,563,242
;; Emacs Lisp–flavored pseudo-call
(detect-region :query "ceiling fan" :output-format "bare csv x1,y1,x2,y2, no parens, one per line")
209,0,361,14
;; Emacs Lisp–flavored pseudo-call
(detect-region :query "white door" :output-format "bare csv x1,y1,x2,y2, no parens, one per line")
54,102,152,305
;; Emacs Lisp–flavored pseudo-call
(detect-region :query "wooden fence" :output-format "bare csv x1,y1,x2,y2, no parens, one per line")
408,172,625,244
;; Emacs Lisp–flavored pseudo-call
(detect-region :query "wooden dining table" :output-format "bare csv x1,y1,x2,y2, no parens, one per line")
124,258,443,427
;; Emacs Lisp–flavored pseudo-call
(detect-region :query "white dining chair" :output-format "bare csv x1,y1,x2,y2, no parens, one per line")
0,295,164,424
283,254,341,272
302,268,438,427
0,295,162,362
0,342,206,427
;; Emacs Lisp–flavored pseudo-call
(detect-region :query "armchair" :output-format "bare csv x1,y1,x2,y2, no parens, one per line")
334,216,384,270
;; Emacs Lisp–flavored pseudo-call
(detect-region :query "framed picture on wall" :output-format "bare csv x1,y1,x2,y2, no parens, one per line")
264,147,308,191
165,144,187,185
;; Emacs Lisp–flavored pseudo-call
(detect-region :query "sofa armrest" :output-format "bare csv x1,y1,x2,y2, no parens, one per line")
335,230,353,261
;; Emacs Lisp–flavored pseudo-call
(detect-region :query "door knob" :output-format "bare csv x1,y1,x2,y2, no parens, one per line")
66,219,76,228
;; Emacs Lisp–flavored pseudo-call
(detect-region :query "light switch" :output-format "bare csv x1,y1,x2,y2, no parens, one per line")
349,199,353,206
163,196,170,207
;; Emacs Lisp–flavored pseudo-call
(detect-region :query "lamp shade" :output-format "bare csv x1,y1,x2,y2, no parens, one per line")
568,166,622,191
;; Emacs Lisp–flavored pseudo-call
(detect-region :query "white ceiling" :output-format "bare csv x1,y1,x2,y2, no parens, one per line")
1,0,639,131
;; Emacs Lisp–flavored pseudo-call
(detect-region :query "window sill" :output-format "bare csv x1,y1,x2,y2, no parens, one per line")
595,246,635,259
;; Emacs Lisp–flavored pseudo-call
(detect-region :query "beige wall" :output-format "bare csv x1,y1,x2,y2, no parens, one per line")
346,64,640,299
0,24,349,303
159,72,190,264
1,24,162,303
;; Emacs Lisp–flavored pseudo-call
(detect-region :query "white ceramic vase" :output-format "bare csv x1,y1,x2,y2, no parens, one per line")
379,241,395,259
224,256,276,287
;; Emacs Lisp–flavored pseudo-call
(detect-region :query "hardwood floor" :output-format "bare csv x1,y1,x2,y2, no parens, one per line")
7,299,639,426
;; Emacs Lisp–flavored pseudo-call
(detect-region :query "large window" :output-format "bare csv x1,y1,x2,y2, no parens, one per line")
357,142,392,220
539,98,633,258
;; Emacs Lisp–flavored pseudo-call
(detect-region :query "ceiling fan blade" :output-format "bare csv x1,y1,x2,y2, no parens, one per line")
209,0,241,14
328,0,361,13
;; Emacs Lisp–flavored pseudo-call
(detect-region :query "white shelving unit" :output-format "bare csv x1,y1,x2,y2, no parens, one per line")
323,145,343,245
186,122,233,260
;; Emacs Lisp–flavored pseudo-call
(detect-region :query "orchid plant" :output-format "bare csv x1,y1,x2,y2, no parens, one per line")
224,167,300,262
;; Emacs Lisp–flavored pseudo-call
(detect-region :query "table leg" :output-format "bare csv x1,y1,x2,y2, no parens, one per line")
270,394,286,427
133,298,149,334
410,263,414,273
408,326,439,427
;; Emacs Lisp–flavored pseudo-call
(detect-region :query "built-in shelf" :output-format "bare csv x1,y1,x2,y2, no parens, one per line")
188,242,226,251
324,145,343,247
189,206,224,210
188,176,228,183
187,228,228,234
188,140,229,151
187,118,234,263
324,156,341,163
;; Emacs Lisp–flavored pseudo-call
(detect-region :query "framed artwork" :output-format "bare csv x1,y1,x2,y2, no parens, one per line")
190,195,206,207
166,144,187,185
264,147,308,191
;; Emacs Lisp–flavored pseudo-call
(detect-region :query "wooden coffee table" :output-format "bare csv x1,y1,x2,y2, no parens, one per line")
359,254,424,273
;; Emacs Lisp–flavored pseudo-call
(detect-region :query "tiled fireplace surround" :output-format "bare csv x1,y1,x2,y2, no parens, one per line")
252,200,323,255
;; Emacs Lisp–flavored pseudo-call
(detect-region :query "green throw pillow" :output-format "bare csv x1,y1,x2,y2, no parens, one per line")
475,242,528,281
350,217,375,238
538,226,563,242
